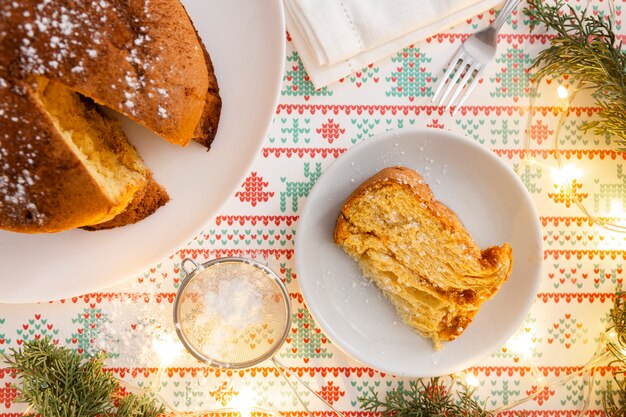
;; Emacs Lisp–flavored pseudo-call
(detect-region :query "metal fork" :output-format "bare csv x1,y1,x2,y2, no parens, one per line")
432,0,521,115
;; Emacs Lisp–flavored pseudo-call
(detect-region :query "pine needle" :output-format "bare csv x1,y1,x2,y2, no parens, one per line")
524,0,626,148
358,377,495,417
2,338,165,417
604,291,626,416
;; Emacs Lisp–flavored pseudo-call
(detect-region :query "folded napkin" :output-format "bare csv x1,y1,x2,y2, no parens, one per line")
284,0,503,88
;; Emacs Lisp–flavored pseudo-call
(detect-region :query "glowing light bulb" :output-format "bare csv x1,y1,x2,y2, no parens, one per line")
152,333,183,366
465,374,480,388
513,336,533,358
508,326,535,358
557,85,568,99
230,387,256,417
551,164,582,188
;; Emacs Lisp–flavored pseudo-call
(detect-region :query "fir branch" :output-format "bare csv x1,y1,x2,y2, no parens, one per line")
524,0,626,148
116,393,165,417
358,377,495,417
603,291,626,416
2,338,164,417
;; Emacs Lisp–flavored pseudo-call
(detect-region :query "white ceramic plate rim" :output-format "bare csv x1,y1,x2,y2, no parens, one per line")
295,128,542,377
0,0,285,303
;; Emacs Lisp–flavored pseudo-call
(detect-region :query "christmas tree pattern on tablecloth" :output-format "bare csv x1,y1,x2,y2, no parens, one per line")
235,172,275,207
514,163,543,194
594,164,626,213
279,262,296,284
489,45,533,102
489,380,521,407
65,307,114,358
282,51,332,100
280,163,322,212
280,307,332,362
386,46,436,101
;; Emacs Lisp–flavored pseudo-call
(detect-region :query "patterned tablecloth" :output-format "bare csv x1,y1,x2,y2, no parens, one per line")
2,1,626,416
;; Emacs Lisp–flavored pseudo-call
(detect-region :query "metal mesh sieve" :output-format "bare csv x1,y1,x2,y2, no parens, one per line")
173,257,291,368
173,257,343,417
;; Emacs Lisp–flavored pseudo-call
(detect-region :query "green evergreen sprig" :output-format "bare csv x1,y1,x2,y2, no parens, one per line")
2,338,164,417
603,291,626,416
358,377,495,417
357,288,626,416
524,0,626,148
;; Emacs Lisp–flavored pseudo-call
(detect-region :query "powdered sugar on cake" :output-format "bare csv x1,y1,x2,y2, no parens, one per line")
0,0,187,229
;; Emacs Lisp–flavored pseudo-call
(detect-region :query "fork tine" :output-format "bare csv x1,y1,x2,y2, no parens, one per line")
431,48,465,103
444,62,478,112
437,58,472,107
451,66,484,116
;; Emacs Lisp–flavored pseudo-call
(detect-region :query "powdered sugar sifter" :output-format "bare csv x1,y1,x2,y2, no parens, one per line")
173,257,343,417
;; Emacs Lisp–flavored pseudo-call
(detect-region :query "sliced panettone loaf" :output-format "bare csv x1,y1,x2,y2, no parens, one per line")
0,77,169,233
0,0,220,233
334,166,513,349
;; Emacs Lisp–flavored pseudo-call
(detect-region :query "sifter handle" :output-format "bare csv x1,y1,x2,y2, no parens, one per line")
181,258,200,276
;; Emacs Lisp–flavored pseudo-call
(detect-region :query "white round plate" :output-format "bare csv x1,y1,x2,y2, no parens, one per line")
295,128,542,377
0,0,285,303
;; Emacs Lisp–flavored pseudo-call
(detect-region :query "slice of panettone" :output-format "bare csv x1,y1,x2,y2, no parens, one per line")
334,166,513,349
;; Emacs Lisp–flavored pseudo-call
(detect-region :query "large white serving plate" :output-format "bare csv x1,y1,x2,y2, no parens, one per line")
295,128,542,377
0,0,285,303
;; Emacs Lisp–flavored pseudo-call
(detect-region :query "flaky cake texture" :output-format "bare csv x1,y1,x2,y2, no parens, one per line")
334,166,513,349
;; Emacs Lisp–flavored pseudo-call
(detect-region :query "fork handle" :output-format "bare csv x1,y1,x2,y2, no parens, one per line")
492,0,521,32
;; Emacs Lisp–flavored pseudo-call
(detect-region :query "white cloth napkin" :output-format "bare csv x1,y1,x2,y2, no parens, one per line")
284,0,503,88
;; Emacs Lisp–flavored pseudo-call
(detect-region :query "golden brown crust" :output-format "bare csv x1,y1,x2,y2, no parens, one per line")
334,166,513,349
0,0,221,233
184,3,222,148
82,171,169,231
334,166,476,254
1,0,220,147
0,79,141,233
